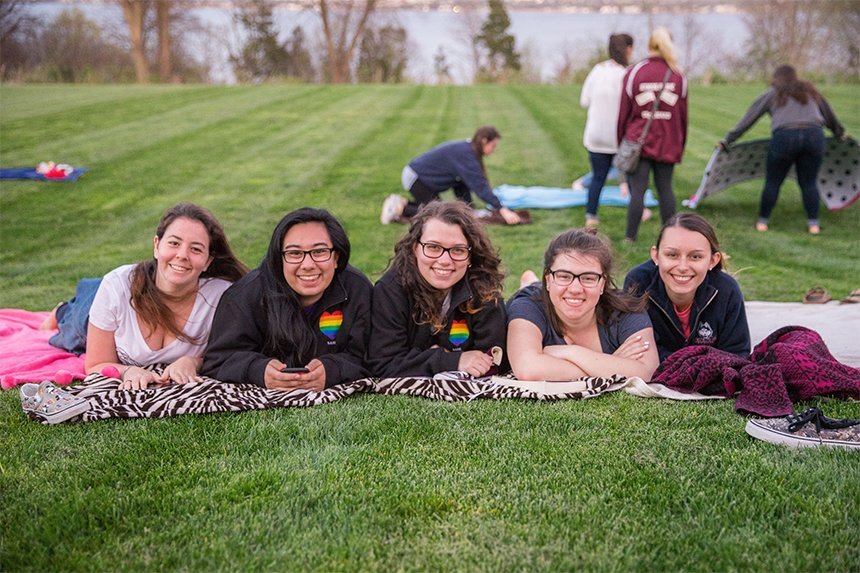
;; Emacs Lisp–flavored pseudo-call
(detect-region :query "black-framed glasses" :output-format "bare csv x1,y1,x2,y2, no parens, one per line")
548,269,604,288
282,247,335,264
418,241,471,261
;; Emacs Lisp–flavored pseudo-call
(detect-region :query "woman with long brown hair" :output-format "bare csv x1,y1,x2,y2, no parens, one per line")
507,229,658,381
85,203,247,390
368,201,507,378
720,64,847,234
381,125,522,225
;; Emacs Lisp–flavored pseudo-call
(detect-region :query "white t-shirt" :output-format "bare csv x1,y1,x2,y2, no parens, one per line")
89,264,231,367
580,59,628,154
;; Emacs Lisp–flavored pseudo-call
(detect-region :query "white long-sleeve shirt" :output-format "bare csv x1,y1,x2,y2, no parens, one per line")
580,59,628,154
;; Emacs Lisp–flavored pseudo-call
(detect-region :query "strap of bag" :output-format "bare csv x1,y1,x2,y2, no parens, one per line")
637,66,673,145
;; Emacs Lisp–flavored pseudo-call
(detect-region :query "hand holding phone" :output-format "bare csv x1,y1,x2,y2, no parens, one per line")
281,366,310,373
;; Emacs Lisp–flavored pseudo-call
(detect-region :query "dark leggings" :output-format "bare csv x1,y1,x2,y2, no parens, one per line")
626,158,676,240
403,178,472,218
760,126,825,224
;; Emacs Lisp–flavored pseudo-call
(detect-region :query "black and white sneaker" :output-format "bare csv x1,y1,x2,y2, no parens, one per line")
745,408,860,450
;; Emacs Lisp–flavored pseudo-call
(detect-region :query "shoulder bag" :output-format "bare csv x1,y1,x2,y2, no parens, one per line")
614,67,673,174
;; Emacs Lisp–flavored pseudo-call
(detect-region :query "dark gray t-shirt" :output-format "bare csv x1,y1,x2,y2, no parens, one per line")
506,283,651,353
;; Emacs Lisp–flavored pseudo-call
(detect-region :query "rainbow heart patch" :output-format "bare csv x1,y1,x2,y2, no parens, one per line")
449,320,469,347
319,310,343,340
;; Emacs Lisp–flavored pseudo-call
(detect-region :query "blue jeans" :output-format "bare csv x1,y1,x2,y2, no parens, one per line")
761,126,825,224
586,152,615,217
49,277,102,355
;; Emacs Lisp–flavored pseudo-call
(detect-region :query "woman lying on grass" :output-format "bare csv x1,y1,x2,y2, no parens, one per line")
623,213,750,360
85,203,248,390
507,228,658,381
202,208,372,391
367,201,507,378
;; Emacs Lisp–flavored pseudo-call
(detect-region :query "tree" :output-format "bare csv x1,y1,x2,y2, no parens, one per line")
230,0,290,83
0,0,39,78
356,24,407,83
286,25,315,82
475,0,520,82
318,0,375,83
433,47,451,84
155,0,171,81
119,0,149,82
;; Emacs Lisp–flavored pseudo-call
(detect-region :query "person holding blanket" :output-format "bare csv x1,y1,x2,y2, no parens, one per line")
624,213,750,361
616,27,688,242
719,64,847,235
507,229,658,381
367,201,507,378
381,126,522,225
202,208,372,391
85,203,248,390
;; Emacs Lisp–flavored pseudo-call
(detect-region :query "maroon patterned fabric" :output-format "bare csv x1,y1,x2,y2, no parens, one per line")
653,326,860,417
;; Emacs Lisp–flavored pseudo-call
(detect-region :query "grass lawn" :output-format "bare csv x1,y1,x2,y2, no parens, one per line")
1,83,859,572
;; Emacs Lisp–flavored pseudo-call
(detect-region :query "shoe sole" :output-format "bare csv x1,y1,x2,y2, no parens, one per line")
745,419,860,450
32,399,90,425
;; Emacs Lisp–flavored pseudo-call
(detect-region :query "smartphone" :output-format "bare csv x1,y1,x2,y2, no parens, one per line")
281,367,309,373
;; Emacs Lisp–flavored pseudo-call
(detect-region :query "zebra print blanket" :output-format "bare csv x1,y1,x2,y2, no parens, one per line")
41,369,626,424
370,374,625,402
61,372,373,422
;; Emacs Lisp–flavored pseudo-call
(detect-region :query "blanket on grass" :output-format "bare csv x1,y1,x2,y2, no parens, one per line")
684,137,860,211
57,370,374,423
652,326,860,417
0,166,87,182
494,184,657,210
0,309,87,389
369,374,625,401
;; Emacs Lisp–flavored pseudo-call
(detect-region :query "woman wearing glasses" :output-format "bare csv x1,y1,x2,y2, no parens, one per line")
367,201,507,378
507,229,658,381
623,213,750,360
202,208,372,390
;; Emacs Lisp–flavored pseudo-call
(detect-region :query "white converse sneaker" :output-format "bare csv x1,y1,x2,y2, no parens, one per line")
381,194,406,224
20,380,90,424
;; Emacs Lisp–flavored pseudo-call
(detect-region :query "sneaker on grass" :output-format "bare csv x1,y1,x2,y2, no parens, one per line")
20,380,90,424
380,194,406,224
745,408,860,450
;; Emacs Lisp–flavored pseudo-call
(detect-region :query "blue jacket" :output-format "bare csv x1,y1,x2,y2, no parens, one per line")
624,260,751,360
408,140,502,209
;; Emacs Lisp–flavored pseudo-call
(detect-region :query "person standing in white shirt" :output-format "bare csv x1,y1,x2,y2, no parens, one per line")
580,33,634,229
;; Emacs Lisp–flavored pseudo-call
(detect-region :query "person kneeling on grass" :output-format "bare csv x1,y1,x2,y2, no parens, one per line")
367,201,507,378
507,228,658,381
202,208,372,391
86,203,248,390
381,125,521,225
623,212,750,361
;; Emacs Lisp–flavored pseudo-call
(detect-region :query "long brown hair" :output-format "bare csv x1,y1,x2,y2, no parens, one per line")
540,228,646,334
469,125,501,187
771,64,820,107
130,203,248,344
389,201,504,332
608,33,633,66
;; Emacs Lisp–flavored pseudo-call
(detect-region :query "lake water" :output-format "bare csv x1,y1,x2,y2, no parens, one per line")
26,3,749,83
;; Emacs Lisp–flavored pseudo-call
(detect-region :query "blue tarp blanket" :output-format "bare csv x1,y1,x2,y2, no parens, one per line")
0,167,87,182
684,136,859,211
494,184,658,210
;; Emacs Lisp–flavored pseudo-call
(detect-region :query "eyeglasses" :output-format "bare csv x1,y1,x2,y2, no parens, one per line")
418,241,471,261
282,247,335,264
548,269,604,288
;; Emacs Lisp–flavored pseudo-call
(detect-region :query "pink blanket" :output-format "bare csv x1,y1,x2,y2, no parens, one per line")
0,309,87,389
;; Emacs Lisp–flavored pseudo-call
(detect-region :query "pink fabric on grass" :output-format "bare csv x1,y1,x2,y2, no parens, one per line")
0,309,86,389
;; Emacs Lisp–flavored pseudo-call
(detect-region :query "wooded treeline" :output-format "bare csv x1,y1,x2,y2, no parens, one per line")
0,0,857,84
